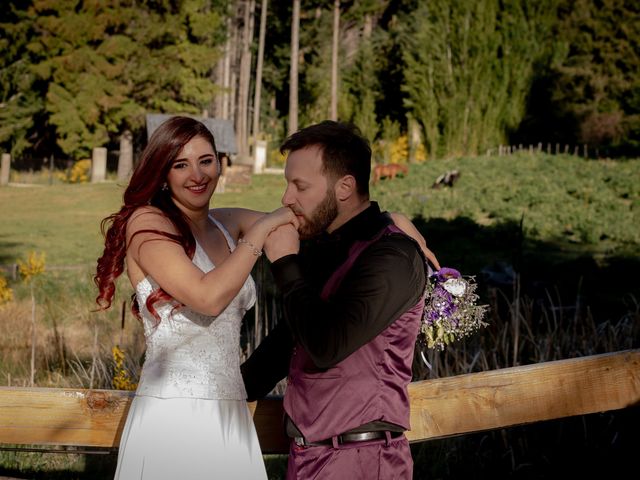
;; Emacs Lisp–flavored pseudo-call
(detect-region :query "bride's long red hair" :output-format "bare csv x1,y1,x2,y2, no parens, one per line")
94,116,218,321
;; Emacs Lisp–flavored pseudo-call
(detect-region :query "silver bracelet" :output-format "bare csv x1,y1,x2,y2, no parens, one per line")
238,237,263,257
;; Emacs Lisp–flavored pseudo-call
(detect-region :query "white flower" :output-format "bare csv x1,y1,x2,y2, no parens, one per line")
443,278,467,297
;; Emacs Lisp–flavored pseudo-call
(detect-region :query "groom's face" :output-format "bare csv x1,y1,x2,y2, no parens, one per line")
282,145,338,240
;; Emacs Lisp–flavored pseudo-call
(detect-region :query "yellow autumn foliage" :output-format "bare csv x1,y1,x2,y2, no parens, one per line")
112,345,138,391
18,251,46,283
0,275,13,305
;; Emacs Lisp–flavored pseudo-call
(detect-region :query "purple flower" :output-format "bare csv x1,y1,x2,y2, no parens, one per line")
435,267,461,282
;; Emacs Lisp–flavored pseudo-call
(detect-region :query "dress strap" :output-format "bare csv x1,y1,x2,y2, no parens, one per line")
208,214,236,252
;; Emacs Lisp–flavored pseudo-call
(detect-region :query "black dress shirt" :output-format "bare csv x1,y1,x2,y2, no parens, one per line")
241,202,426,401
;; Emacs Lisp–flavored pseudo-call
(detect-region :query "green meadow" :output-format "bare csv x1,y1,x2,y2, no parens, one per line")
2,153,638,267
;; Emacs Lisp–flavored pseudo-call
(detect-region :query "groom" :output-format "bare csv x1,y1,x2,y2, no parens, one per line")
241,121,428,479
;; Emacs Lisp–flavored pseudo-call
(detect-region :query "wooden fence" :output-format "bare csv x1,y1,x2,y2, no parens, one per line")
488,142,591,157
0,350,638,454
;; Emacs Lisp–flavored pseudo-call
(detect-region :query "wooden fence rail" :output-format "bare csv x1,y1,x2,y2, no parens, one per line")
1,350,638,454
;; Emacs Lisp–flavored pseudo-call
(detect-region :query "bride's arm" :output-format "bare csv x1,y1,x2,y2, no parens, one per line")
211,208,267,241
127,206,293,316
388,212,441,270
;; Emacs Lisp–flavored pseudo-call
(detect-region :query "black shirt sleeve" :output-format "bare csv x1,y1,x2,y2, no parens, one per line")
270,233,426,369
240,322,294,401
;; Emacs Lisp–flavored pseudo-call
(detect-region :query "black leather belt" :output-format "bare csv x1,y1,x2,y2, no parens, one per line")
293,430,403,447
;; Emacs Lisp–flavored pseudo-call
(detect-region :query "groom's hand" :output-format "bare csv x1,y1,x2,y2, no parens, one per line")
264,224,299,262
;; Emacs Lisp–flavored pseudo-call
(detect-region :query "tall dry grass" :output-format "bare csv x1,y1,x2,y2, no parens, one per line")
2,268,637,391
0,269,143,390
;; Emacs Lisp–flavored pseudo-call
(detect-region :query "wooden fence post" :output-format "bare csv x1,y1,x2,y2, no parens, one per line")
217,154,228,193
48,155,55,185
253,140,267,174
91,147,107,183
1,153,10,186
117,131,133,181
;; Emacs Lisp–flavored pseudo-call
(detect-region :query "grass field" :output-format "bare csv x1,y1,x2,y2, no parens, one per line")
0,153,639,479
2,153,638,265
0,174,288,266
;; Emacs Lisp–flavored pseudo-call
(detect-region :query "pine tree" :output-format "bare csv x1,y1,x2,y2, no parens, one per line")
0,2,45,157
400,0,557,158
3,0,226,159
546,0,640,155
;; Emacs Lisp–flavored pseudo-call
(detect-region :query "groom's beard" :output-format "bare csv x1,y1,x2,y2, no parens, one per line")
297,189,338,240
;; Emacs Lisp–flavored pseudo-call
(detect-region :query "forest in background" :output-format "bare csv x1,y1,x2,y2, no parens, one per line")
1,0,638,168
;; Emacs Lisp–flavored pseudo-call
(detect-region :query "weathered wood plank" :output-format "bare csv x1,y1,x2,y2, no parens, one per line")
0,388,134,447
0,350,638,453
406,349,640,441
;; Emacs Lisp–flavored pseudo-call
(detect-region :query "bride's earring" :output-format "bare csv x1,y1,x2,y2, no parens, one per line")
161,183,168,191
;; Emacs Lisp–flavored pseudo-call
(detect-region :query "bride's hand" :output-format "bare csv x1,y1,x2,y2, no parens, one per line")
259,206,299,233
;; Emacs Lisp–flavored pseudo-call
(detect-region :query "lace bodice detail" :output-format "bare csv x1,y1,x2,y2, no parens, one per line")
134,218,255,400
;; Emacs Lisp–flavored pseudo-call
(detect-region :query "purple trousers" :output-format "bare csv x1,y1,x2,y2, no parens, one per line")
286,434,413,480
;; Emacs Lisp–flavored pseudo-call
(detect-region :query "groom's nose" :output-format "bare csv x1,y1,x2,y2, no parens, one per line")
282,185,294,207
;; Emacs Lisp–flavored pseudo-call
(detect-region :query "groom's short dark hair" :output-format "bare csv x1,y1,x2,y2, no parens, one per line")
280,121,371,197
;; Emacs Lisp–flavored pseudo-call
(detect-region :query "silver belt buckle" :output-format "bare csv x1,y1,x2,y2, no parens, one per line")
293,436,306,447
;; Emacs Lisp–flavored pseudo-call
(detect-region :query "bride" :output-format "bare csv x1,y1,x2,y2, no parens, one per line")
95,116,296,479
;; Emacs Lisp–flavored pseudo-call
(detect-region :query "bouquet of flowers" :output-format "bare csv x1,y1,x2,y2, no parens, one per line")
420,267,489,351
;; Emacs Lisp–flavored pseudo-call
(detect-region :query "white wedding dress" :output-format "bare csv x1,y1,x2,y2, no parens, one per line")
114,217,267,480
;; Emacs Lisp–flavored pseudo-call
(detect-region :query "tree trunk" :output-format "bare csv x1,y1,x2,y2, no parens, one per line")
237,0,255,159
330,0,340,121
252,0,268,155
408,118,421,164
363,13,372,38
288,0,300,135
213,52,225,118
229,4,240,130
222,14,233,120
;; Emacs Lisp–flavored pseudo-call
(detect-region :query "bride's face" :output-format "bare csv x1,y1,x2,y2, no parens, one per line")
166,136,220,213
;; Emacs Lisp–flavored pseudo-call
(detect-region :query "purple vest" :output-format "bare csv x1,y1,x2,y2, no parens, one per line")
283,224,424,443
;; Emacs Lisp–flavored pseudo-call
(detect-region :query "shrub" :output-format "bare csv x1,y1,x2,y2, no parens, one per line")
64,159,91,183
0,275,13,305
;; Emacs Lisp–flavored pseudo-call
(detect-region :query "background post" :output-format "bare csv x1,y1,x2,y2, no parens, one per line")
91,147,107,183
1,153,11,186
253,140,267,174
